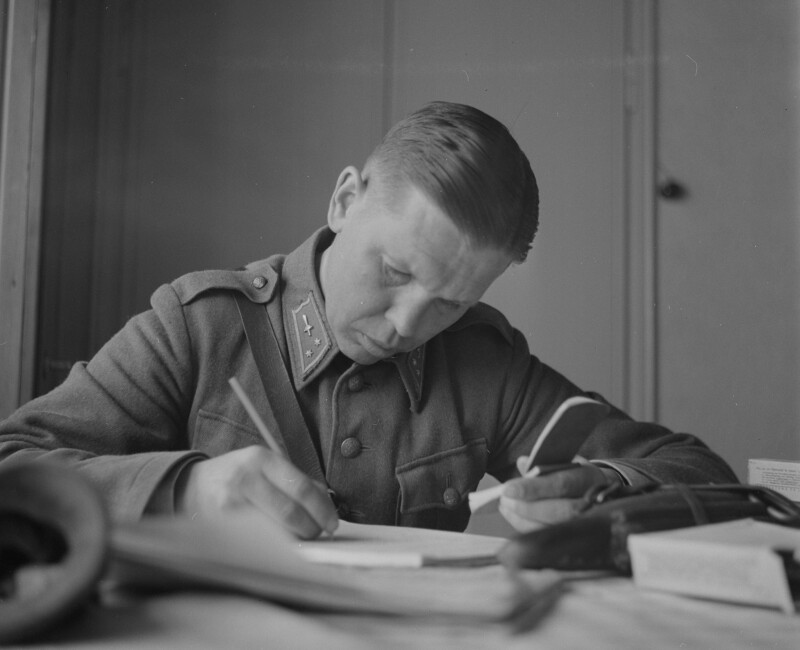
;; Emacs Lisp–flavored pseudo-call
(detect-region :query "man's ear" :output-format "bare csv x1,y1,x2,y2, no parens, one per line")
327,166,365,233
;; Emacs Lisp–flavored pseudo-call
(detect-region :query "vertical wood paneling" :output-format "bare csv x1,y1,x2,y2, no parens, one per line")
35,0,102,394
0,0,49,416
90,0,140,353
623,0,658,421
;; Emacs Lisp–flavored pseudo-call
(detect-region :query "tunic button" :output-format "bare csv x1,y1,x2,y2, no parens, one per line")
443,487,460,508
252,275,268,289
340,437,362,458
347,374,364,392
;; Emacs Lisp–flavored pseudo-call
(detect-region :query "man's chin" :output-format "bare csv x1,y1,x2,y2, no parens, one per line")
342,348,384,365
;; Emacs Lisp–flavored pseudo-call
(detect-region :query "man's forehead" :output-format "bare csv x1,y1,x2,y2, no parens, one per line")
380,223,509,304
372,176,499,258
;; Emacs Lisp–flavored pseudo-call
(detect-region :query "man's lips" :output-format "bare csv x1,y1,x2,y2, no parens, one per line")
358,332,395,357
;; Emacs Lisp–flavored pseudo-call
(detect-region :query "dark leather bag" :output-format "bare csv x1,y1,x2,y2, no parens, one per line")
0,461,109,644
498,482,800,574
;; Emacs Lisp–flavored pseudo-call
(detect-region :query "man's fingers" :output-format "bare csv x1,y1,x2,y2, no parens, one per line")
175,446,339,538
245,455,338,539
241,472,329,539
273,470,339,535
502,464,607,501
499,495,584,532
497,464,625,531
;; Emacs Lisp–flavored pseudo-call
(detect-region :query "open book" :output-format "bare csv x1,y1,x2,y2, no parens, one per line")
468,395,610,511
109,514,561,624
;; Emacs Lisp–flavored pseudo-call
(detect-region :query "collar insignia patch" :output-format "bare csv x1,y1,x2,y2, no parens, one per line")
405,345,425,396
291,292,331,376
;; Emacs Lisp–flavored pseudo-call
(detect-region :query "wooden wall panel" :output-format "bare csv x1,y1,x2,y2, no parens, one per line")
655,0,800,477
35,0,102,394
120,0,387,316
0,0,49,415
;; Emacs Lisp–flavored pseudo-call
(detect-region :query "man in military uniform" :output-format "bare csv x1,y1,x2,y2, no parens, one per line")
0,102,737,539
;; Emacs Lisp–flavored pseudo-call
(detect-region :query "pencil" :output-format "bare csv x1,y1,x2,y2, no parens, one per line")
228,376,285,456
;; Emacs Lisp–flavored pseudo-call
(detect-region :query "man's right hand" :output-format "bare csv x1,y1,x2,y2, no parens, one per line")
174,446,339,539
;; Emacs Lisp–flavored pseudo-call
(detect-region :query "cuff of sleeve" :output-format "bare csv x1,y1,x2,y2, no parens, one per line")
144,453,207,516
590,460,653,487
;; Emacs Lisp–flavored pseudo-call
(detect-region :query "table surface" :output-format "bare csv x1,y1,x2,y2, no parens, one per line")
14,570,800,650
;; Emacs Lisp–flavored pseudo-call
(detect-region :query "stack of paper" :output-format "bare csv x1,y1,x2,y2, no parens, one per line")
109,514,561,625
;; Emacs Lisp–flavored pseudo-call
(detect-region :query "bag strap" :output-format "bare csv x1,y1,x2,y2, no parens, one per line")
233,292,326,484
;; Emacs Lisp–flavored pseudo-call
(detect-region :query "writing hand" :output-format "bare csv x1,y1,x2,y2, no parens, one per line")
175,445,339,539
498,464,621,533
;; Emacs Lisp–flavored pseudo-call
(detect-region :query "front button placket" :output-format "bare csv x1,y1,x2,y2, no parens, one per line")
326,363,378,523
323,360,416,525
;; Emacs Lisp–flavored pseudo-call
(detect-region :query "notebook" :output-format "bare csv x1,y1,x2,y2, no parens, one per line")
468,395,610,511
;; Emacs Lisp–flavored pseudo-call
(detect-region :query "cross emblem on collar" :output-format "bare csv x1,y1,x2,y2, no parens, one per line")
291,292,332,378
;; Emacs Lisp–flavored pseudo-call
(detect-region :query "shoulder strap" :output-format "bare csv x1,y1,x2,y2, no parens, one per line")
233,292,326,484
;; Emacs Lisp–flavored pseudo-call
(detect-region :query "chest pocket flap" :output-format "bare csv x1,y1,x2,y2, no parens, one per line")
395,438,487,516
193,409,263,457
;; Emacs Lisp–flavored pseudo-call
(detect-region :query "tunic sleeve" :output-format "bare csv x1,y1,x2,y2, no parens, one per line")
490,328,738,485
0,283,207,520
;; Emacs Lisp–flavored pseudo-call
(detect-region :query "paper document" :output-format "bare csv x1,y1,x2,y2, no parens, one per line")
296,520,504,567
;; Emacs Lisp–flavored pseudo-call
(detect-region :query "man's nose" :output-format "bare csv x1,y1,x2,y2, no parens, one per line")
386,294,429,340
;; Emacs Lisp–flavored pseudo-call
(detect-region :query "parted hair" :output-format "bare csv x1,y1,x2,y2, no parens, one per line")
364,101,539,263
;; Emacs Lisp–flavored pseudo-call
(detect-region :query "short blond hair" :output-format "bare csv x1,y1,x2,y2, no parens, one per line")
364,101,539,263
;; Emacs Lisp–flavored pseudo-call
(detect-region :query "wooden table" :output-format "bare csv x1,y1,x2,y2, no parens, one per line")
15,570,799,649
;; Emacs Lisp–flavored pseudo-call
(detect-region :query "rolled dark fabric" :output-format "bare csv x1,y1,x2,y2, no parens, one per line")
0,461,109,644
498,483,799,574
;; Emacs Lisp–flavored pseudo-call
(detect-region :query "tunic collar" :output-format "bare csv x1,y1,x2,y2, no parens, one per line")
280,227,426,410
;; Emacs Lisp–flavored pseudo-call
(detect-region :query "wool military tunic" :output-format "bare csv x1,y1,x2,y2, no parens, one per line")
0,228,738,528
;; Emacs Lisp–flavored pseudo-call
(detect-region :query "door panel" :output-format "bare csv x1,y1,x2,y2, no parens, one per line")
656,0,800,478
